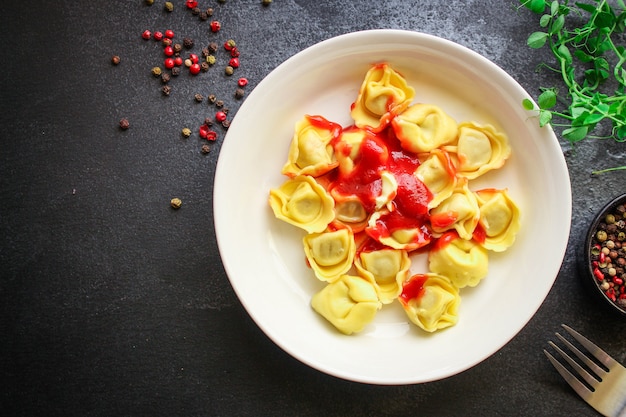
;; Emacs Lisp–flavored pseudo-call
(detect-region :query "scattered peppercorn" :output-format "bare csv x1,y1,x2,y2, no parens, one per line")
206,8,214,16
201,62,210,72
199,11,209,20
182,127,192,137
229,58,240,68
162,85,172,95
173,43,183,54
119,118,130,130
224,39,236,50
225,65,234,76
221,120,231,129
215,99,224,108
145,0,154,5
206,55,216,66
165,29,175,39
210,21,221,32
170,198,182,209
183,37,194,49
111,55,121,65
171,66,181,76
164,2,174,12
192,7,201,15
201,144,211,154
237,77,248,87
142,30,152,40
194,93,204,102
162,38,173,47
153,31,164,41
235,88,245,99
151,66,162,77
161,73,171,83
208,94,217,104
262,0,272,5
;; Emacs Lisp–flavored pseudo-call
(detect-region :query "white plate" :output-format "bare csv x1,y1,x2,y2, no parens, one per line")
214,30,571,384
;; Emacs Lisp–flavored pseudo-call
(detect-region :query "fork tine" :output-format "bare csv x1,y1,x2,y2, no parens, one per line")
561,324,619,369
544,349,593,401
549,339,601,389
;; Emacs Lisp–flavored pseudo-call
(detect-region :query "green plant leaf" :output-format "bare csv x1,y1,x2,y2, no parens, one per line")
563,126,589,141
584,113,605,124
539,109,553,126
538,89,557,109
527,31,549,48
522,98,536,110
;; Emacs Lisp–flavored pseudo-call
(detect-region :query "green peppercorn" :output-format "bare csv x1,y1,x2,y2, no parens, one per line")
182,128,192,138
225,65,234,76
164,2,174,12
606,214,616,224
597,230,608,242
206,55,216,65
151,66,162,77
262,0,272,5
170,198,182,209
145,0,154,5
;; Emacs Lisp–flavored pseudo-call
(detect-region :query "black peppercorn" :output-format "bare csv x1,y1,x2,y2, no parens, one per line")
162,85,172,96
235,88,245,99
111,55,121,65
161,73,171,83
119,118,130,130
201,144,211,154
183,37,194,49
194,93,204,102
171,67,181,76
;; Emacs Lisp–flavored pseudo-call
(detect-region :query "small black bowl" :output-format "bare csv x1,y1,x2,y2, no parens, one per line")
582,193,626,318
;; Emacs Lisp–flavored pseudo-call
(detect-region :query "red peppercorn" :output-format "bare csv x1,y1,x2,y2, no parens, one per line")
165,29,175,39
199,125,209,138
153,31,163,41
614,277,624,285
189,63,201,75
164,58,175,69
230,47,240,58
210,21,221,32
224,39,236,50
593,267,605,281
186,0,198,8
229,57,240,68
164,45,174,56
142,30,152,40
189,53,199,64
174,56,183,66
237,77,248,87
215,111,227,122
206,131,217,141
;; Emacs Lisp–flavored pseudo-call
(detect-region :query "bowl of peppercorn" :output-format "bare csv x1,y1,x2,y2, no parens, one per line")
583,193,626,317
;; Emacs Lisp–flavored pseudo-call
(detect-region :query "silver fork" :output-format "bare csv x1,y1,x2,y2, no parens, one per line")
544,324,626,417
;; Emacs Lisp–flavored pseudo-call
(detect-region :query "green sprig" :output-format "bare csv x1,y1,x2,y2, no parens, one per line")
519,0,626,173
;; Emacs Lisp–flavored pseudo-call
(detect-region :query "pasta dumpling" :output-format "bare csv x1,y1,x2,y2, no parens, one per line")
398,273,460,332
303,228,356,282
415,149,457,209
355,247,410,304
428,231,488,288
311,274,382,335
350,63,415,132
445,122,511,179
268,175,335,233
475,188,521,252
429,179,480,240
391,103,458,153
282,115,342,178
366,210,431,251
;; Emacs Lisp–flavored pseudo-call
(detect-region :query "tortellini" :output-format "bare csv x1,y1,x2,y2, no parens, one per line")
303,228,356,282
429,180,480,240
428,231,488,288
282,115,342,178
355,247,411,304
351,63,415,132
399,273,460,332
475,188,521,252
268,175,335,233
392,103,458,153
415,149,457,209
444,122,511,179
311,274,382,335
269,63,522,336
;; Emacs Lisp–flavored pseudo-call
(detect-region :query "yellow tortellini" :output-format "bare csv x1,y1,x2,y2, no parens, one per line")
367,210,431,251
355,247,411,304
332,196,369,233
444,122,511,179
350,63,415,132
475,188,521,252
415,149,458,209
428,232,488,288
399,273,460,333
391,103,458,153
303,228,356,283
282,115,342,178
268,175,335,233
311,274,382,335
429,179,480,240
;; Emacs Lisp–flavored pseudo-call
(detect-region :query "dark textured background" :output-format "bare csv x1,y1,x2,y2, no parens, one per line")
1,1,625,416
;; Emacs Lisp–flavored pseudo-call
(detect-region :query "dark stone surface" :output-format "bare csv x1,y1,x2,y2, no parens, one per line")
1,1,624,416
